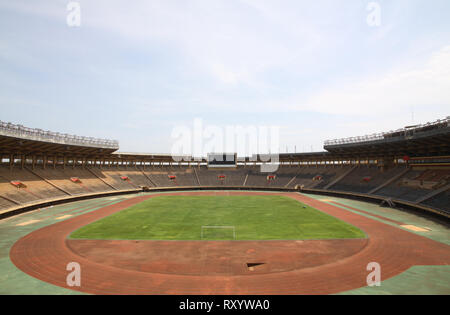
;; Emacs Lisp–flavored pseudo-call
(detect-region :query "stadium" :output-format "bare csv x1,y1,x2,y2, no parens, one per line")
0,117,449,295
1,1,450,301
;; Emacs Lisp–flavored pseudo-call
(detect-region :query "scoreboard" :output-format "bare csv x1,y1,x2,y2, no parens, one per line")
207,153,237,168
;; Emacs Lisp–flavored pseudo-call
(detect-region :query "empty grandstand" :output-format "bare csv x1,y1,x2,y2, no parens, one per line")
0,118,449,218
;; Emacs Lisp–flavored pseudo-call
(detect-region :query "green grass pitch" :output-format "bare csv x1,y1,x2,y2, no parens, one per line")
70,195,366,240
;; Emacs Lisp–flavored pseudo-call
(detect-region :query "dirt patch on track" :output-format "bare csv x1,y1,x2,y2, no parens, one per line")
10,192,450,295
67,238,368,276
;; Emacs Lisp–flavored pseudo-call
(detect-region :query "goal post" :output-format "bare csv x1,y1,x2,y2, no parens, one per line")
201,226,236,240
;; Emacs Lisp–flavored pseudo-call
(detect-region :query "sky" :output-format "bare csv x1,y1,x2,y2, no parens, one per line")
0,0,449,155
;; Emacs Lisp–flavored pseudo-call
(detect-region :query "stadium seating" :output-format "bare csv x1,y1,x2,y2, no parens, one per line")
284,166,348,189
88,167,139,190
331,165,408,194
142,166,198,187
0,164,449,216
31,166,115,195
421,189,450,213
375,169,439,202
0,165,67,204
195,166,247,186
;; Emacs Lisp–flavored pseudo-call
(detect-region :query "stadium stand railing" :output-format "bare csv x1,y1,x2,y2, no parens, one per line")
324,117,450,146
0,120,119,149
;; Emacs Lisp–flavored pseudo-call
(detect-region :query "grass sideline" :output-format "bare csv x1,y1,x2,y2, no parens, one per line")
70,195,366,240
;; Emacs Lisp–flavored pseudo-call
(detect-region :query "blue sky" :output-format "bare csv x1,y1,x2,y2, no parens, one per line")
0,0,449,154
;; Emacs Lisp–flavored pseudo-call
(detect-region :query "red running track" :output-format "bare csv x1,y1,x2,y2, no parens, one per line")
9,192,450,295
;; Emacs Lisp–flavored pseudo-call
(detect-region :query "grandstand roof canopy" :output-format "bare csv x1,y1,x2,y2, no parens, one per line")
0,134,118,157
1,117,449,162
0,120,119,157
324,117,450,158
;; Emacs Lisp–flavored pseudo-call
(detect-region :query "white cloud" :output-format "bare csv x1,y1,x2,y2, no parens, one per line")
291,45,450,117
1,0,449,153
1,0,323,86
